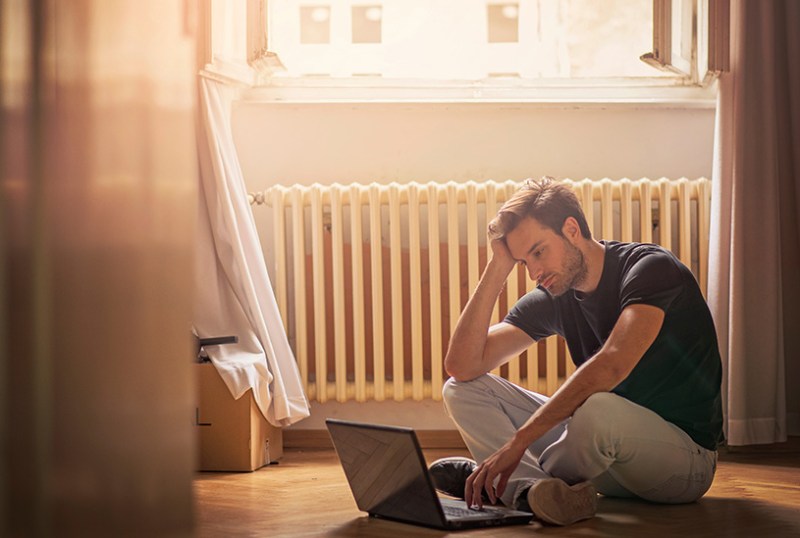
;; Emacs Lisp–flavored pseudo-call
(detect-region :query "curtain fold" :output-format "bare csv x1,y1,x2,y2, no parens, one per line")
194,76,310,427
709,0,800,445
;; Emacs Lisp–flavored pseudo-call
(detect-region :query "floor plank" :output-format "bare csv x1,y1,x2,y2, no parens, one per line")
194,448,800,537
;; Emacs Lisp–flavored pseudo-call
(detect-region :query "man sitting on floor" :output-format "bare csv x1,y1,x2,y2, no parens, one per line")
431,177,724,526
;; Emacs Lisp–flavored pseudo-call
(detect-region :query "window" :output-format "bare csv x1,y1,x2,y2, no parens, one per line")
267,0,676,80
208,0,728,99
642,0,729,84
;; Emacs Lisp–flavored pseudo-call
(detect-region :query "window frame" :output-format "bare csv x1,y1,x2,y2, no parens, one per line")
640,0,729,85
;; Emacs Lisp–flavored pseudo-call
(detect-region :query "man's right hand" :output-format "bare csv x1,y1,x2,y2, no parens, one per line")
489,238,517,277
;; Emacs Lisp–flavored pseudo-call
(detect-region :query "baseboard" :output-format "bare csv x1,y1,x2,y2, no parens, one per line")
284,429,466,449
283,430,331,449
722,435,800,454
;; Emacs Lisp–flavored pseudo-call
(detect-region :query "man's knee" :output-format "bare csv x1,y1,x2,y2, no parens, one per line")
442,376,457,402
568,392,620,441
442,375,494,414
442,376,472,423
442,376,476,406
539,393,622,481
574,392,619,419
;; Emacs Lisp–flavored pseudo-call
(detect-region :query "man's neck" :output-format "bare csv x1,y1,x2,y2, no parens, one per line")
574,240,606,294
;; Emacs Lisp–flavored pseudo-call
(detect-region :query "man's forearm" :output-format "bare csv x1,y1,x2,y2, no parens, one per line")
509,354,619,449
444,258,512,380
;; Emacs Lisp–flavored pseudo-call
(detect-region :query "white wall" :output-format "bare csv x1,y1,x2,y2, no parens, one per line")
231,99,716,430
233,101,715,188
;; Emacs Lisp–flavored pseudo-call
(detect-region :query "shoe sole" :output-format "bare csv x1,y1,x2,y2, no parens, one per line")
527,479,597,526
429,456,477,467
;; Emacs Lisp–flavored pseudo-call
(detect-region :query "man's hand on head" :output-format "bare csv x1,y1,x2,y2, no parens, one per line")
489,238,517,276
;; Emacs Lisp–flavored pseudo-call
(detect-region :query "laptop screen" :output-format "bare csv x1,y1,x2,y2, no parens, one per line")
326,420,445,528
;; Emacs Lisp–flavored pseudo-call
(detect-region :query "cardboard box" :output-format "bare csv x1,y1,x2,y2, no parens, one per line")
195,362,283,471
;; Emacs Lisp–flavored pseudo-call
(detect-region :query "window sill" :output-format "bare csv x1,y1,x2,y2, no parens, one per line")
203,60,717,109
242,78,717,108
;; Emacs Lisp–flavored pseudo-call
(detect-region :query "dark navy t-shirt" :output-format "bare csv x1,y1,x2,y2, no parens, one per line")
504,241,724,450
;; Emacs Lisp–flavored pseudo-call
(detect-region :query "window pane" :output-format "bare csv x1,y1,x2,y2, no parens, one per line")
299,6,330,44
487,4,519,44
270,0,670,80
564,0,663,77
352,6,382,44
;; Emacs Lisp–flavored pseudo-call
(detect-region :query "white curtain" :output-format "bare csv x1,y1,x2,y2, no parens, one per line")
194,76,310,427
709,0,800,445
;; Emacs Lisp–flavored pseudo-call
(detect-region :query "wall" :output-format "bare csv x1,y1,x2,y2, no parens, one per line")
230,98,716,431
233,101,715,187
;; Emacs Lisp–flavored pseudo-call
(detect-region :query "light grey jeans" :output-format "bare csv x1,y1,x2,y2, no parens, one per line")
442,374,718,509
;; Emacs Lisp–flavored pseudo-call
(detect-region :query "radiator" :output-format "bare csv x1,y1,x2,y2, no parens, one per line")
250,178,711,404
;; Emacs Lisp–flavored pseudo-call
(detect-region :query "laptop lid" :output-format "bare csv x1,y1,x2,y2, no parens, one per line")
326,419,449,528
325,419,532,530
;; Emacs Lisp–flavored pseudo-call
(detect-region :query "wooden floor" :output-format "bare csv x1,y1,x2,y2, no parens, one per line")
194,447,800,537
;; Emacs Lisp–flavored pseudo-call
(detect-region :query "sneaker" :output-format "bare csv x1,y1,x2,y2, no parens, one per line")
526,479,597,526
428,457,477,499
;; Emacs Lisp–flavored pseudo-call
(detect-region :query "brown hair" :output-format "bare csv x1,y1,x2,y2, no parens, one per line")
487,177,592,240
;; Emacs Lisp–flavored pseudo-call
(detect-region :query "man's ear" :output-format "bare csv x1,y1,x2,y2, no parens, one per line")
561,217,581,242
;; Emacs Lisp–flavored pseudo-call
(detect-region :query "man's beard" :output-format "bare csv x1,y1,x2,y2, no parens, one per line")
548,239,588,296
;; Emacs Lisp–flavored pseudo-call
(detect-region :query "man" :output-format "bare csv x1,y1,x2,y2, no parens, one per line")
431,177,723,526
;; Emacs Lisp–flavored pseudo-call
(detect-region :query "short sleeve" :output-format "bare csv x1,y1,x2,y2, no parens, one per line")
619,249,683,312
503,288,561,341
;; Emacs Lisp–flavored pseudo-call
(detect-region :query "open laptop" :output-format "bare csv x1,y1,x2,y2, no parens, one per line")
326,418,532,530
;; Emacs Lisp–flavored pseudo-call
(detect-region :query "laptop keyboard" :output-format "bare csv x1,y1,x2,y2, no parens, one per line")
443,504,496,519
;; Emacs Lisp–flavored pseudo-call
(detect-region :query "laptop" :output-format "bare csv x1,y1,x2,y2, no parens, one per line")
326,418,533,530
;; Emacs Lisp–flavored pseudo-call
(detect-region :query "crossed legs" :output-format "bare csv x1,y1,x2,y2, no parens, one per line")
442,374,717,509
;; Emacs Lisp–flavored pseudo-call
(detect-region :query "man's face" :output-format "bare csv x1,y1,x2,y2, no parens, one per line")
504,216,588,296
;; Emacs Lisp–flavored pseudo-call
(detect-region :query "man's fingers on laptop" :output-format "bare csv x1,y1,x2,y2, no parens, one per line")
472,468,485,509
465,467,476,507
496,474,510,500
467,464,486,509
484,469,498,504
